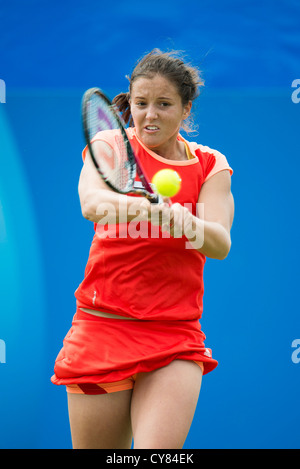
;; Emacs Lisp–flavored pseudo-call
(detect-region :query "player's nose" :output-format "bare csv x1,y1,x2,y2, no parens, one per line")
145,104,158,120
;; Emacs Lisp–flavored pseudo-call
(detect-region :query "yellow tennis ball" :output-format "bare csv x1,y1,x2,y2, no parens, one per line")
151,169,182,197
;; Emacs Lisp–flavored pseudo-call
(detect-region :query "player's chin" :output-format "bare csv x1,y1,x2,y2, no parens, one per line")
139,131,162,148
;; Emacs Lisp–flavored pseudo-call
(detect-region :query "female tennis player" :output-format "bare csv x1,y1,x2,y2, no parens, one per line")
51,49,234,449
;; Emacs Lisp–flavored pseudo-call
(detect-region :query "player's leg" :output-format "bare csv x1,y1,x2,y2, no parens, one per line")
131,360,202,449
67,389,133,449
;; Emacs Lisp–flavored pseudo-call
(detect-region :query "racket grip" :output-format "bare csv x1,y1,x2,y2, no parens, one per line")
148,193,161,204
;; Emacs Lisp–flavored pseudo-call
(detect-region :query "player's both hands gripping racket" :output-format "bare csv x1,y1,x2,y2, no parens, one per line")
81,87,159,203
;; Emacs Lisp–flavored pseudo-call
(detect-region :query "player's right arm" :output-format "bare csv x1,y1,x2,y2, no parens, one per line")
78,148,148,224
78,147,156,225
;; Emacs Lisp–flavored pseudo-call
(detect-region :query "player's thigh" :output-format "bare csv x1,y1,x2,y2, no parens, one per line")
131,360,202,449
67,389,133,449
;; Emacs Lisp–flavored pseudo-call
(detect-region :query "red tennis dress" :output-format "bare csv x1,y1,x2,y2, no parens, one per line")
51,128,232,386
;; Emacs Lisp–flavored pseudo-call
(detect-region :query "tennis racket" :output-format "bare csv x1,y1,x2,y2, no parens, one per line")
81,87,159,203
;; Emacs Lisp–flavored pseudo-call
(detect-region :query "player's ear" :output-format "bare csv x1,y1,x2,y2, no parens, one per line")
183,101,192,120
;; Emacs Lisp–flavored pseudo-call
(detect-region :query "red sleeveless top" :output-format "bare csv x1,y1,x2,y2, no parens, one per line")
74,128,232,321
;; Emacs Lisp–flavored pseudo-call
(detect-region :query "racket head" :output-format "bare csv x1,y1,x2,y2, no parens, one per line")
82,87,136,194
81,88,159,203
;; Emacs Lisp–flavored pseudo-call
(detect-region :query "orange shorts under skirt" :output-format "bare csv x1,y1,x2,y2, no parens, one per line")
51,308,218,390
65,361,204,395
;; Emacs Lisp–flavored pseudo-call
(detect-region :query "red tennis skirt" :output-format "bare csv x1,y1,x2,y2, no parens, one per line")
51,308,218,386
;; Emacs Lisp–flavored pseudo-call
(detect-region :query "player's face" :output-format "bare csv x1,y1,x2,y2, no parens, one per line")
130,74,191,157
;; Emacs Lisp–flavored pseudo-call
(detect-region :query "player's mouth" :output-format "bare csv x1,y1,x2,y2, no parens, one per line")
144,125,159,133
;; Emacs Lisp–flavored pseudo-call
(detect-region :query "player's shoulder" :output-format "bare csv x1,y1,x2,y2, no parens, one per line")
185,139,226,160
91,128,122,143
183,137,233,180
82,129,123,162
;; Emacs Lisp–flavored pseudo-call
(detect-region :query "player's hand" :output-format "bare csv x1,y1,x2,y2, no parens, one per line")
167,203,193,238
148,197,172,230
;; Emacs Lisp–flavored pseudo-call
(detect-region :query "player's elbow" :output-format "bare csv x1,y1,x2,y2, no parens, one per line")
79,186,102,222
217,236,231,260
206,230,231,260
80,197,95,221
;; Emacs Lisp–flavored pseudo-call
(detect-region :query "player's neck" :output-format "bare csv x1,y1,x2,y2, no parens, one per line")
152,140,187,161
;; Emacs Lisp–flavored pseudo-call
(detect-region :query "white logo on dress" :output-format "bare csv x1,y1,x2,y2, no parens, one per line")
92,290,97,305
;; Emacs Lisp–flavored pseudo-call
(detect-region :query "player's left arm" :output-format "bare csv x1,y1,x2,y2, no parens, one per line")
170,170,234,259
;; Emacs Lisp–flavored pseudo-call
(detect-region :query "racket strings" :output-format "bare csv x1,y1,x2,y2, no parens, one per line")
87,94,134,192
114,135,133,191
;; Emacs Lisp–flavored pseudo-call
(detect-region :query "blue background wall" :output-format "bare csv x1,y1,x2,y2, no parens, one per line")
0,0,299,449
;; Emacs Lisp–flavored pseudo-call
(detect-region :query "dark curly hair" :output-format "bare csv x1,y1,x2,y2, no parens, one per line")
112,49,204,131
